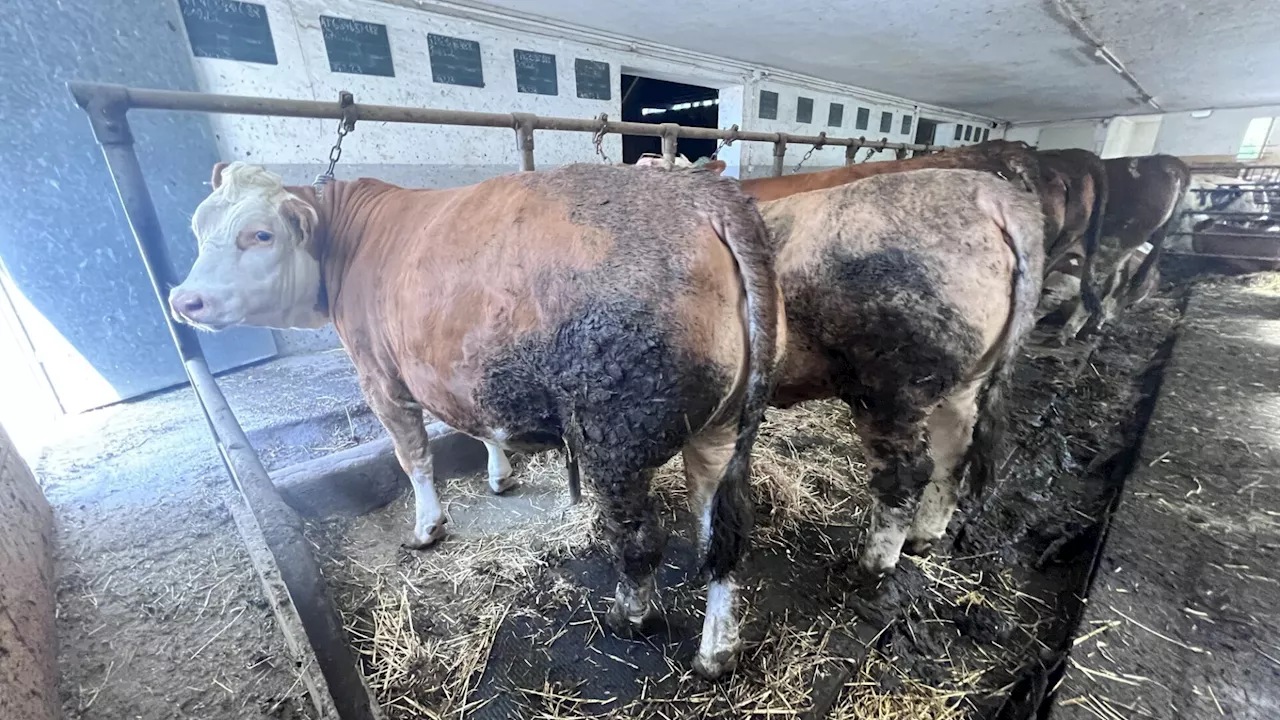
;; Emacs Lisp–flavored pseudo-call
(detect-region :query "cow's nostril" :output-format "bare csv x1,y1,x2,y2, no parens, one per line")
171,291,206,318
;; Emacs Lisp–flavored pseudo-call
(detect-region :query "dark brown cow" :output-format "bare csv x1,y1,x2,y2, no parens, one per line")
1055,154,1190,338
762,169,1044,574
169,161,781,678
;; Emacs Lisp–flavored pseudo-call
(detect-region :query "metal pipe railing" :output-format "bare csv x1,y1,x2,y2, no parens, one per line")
67,82,942,178
71,81,377,720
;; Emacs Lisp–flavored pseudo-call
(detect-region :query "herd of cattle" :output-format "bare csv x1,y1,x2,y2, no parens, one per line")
165,137,1260,679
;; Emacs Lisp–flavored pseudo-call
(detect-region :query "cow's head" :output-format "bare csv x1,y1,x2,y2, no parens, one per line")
169,162,327,330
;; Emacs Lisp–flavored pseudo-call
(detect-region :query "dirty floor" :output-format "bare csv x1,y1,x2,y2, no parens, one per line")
44,350,380,720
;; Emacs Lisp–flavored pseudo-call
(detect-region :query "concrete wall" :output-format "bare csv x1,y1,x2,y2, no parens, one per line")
185,0,997,181
1008,105,1280,161
0,423,58,720
1152,105,1280,159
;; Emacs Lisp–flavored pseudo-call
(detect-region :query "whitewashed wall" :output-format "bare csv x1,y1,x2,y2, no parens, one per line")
1152,105,1280,158
182,0,995,186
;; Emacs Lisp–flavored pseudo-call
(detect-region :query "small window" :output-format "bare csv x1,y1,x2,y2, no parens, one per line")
880,111,893,133
964,125,973,141
759,90,779,120
856,107,870,130
1238,117,1274,161
796,96,813,124
901,114,913,135
954,124,963,141
828,103,844,128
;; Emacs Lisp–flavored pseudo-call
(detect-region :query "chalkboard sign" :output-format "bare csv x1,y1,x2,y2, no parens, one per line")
514,49,557,95
428,33,484,88
320,16,393,77
901,114,913,135
856,107,869,130
828,103,843,128
759,90,778,120
880,111,893,134
179,0,277,64
575,59,611,100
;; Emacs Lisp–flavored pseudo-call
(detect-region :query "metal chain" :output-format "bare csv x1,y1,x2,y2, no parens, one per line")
592,113,610,162
712,124,740,159
314,91,357,197
793,131,827,172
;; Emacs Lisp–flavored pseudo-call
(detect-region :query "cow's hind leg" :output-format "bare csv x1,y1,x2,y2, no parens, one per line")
857,414,934,577
482,441,518,494
905,378,982,556
682,422,751,679
594,466,666,636
362,381,445,549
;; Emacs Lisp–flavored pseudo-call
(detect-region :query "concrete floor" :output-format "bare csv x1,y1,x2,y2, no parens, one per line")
40,350,382,719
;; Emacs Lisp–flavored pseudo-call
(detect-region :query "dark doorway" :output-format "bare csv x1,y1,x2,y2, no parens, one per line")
914,118,939,145
621,75,719,164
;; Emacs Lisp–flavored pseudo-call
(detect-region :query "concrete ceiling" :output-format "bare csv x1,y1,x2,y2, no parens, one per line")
467,0,1280,122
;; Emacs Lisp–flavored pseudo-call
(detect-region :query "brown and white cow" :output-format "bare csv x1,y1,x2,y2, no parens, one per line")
485,167,1044,574
169,161,781,678
726,140,1101,300
1053,154,1190,338
761,169,1044,573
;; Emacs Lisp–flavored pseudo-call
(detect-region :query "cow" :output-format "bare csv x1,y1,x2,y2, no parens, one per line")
482,168,1044,576
1053,154,1190,338
724,140,1102,301
759,169,1044,574
168,161,781,679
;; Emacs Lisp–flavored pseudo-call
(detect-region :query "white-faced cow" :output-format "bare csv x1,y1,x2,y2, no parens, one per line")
169,161,781,678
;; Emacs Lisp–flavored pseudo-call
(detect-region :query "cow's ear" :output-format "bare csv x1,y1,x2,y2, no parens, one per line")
703,159,727,175
281,197,318,252
211,161,230,189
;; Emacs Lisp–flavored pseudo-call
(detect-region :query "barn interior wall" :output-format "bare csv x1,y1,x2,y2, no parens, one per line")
1008,104,1280,162
1151,105,1280,160
183,0,996,352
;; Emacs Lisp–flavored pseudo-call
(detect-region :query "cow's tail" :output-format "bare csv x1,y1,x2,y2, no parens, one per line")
1078,159,1110,318
701,196,780,579
966,184,1045,498
1126,162,1191,305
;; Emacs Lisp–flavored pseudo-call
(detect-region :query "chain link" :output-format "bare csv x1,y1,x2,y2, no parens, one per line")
793,131,827,172
314,92,357,197
712,124,740,159
592,113,610,162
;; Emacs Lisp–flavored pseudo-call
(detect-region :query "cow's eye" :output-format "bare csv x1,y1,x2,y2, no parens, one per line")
254,231,273,243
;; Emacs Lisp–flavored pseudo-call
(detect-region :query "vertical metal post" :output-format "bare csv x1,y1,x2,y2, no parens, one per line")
71,84,376,720
659,123,679,164
772,133,789,176
845,143,858,166
513,112,536,171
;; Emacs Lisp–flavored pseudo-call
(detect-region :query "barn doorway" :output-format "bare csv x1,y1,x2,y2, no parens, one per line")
914,118,940,145
621,75,719,164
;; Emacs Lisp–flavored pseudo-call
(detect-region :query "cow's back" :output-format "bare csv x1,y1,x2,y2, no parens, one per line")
335,164,761,443
762,168,1043,407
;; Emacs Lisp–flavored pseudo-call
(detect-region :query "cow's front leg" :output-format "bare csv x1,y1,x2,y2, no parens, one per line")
482,440,518,494
363,383,445,549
